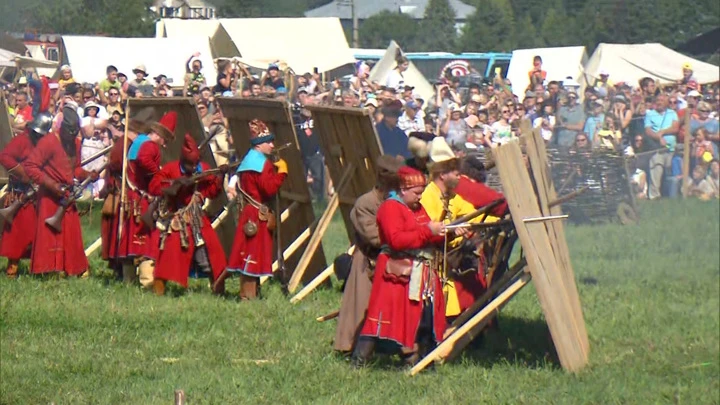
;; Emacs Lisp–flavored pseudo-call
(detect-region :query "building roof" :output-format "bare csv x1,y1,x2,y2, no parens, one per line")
305,0,476,20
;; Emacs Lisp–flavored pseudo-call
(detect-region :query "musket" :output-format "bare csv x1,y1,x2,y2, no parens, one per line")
45,162,108,232
1,147,113,224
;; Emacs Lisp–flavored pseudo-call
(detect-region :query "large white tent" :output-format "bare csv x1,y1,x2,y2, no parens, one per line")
155,19,240,59
507,46,589,98
220,17,355,74
369,41,434,103
59,36,217,86
584,43,720,85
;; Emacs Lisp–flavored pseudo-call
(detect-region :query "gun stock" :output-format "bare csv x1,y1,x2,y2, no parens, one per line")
0,189,35,225
141,198,161,230
45,163,107,232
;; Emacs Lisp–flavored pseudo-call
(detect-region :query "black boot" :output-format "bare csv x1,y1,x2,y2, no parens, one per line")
350,338,376,368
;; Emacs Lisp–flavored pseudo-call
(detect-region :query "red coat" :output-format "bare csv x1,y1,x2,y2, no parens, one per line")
227,151,286,277
454,176,507,216
100,136,129,261
359,199,446,349
0,134,36,260
148,161,227,287
114,137,161,260
23,134,89,275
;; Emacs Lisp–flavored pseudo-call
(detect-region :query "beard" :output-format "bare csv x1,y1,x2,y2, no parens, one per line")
445,177,459,190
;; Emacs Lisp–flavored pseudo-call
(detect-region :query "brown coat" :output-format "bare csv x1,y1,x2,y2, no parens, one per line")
333,188,384,352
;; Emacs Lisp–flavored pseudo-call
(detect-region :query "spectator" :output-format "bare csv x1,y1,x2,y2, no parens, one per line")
364,98,378,122
707,160,720,198
105,88,124,116
533,101,556,142
685,164,714,199
610,94,633,136
98,65,121,96
385,51,409,93
342,90,359,108
690,101,719,152
490,104,513,145
108,110,125,139
442,103,470,147
528,55,547,88
376,101,409,159
583,99,606,143
262,63,285,90
11,92,32,135
349,61,377,100
628,101,647,144
184,52,206,96
573,133,591,151
295,103,325,203
554,88,586,147
523,91,537,118
154,75,173,97
214,60,235,96
80,101,110,199
693,128,717,164
596,114,622,150
57,65,76,97
645,93,679,199
398,100,424,135
640,77,659,98
130,65,151,88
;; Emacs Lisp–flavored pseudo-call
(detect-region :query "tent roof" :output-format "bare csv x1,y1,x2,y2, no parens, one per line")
584,43,720,85
0,48,20,68
507,46,588,98
60,35,217,85
155,19,240,59
305,0,476,20
220,17,355,74
369,41,434,103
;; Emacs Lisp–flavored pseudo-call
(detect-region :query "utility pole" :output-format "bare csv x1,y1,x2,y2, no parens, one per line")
339,0,359,47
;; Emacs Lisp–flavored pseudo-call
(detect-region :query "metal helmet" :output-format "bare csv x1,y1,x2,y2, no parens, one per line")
27,113,53,136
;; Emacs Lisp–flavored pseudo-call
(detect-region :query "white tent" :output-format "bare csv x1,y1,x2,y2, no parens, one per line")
24,44,58,78
0,48,19,68
369,41,434,103
220,17,355,74
507,46,588,98
59,36,217,86
584,43,720,85
155,19,240,59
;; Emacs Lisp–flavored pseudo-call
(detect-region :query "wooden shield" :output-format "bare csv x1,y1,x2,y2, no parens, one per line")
125,97,235,255
0,93,12,185
304,105,383,242
217,97,327,282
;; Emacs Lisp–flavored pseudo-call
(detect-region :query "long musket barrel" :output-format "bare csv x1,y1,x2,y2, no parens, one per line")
45,162,109,232
80,145,113,167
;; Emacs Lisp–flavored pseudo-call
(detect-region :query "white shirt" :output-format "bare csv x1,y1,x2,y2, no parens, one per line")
385,69,405,93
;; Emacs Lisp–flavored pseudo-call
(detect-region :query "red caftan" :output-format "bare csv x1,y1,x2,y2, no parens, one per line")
454,176,508,216
226,151,285,277
148,161,227,287
0,134,36,260
23,134,89,275
100,136,130,261
115,137,161,260
359,199,446,349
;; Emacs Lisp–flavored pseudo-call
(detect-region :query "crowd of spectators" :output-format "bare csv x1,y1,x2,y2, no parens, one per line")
4,53,719,202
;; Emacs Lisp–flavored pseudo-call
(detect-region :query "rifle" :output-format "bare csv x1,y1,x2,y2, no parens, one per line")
0,147,112,225
45,162,108,232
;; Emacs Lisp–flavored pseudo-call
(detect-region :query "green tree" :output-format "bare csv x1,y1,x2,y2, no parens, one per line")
420,0,458,51
458,0,516,52
514,14,544,49
358,11,421,51
539,8,576,47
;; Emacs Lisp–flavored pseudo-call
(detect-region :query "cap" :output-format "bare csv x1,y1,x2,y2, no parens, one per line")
687,80,699,90
687,90,701,98
682,62,692,70
470,94,482,103
365,98,378,108
276,87,288,94
398,166,426,189
449,103,463,113
524,90,535,98
599,69,609,76
297,87,309,94
132,64,147,75
405,100,419,110
249,119,275,146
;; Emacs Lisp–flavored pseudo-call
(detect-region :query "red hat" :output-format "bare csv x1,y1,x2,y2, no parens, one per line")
398,166,426,189
248,119,275,146
181,133,200,164
150,111,177,141
687,80,699,90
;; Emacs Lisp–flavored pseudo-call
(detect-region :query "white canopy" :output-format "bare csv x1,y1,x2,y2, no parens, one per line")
584,43,720,85
220,17,355,74
507,46,589,98
59,35,217,85
369,41,434,103
0,48,19,68
155,19,240,59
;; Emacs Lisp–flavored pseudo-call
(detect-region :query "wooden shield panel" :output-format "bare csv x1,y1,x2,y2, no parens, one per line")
125,97,235,256
217,98,327,282
0,93,12,185
304,105,383,242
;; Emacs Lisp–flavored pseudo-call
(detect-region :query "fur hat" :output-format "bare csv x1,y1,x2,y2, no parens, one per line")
249,119,275,146
376,154,405,190
407,132,435,158
427,137,458,173
149,111,177,141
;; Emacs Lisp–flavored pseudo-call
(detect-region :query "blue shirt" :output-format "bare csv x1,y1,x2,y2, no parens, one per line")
583,113,605,142
644,108,679,152
376,121,410,159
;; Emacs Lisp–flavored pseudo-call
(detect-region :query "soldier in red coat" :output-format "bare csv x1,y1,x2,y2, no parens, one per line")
454,153,508,217
226,119,287,300
23,105,100,276
148,134,229,295
116,112,177,284
353,166,447,367
0,114,52,277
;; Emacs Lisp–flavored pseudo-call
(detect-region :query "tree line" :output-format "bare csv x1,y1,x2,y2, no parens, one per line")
1,0,717,57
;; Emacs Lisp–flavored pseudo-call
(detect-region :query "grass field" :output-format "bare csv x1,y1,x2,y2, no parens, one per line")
1,199,718,404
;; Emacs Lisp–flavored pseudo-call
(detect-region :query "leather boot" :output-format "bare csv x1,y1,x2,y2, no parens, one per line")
350,338,376,368
5,260,19,279
239,275,258,300
138,260,154,288
153,279,166,296
122,262,137,284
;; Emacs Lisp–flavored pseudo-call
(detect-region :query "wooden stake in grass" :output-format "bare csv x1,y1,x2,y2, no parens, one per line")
290,245,356,304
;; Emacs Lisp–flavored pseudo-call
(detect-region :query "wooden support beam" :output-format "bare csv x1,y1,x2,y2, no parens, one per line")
287,164,354,293
289,245,356,304
260,218,318,285
316,310,340,322
84,237,102,257
0,184,7,200
409,272,532,376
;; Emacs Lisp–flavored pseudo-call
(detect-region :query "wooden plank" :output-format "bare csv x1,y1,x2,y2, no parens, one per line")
524,128,590,357
0,93,12,183
493,140,588,372
126,98,236,257
290,245,356,304
218,98,327,284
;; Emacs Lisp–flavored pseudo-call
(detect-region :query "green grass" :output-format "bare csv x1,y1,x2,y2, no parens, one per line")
1,200,718,404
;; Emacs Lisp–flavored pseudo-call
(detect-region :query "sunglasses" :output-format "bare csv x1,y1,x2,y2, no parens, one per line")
698,109,710,113
109,92,119,96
